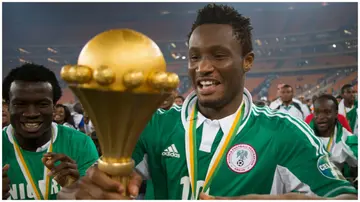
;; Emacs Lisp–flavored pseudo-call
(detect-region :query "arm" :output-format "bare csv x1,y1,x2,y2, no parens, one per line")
275,120,357,198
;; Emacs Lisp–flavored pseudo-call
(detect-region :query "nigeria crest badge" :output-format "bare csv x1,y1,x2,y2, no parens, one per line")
226,144,257,173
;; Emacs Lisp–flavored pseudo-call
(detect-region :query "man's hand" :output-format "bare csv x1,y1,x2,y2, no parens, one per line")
42,152,80,187
57,166,143,199
2,164,10,200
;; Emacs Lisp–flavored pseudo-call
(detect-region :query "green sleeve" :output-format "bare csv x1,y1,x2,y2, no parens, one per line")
276,119,357,197
132,109,172,199
346,135,358,158
76,135,99,177
132,111,160,166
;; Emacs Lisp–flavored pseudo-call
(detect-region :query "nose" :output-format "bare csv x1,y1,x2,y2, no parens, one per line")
23,105,40,118
196,57,214,75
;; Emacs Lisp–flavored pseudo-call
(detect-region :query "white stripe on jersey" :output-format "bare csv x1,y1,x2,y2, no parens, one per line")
252,106,327,156
171,144,178,153
259,106,328,156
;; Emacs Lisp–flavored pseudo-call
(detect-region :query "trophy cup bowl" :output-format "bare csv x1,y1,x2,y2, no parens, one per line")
60,29,179,195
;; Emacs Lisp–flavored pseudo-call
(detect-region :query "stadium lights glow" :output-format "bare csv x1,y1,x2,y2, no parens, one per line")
182,56,186,60
171,53,180,59
160,11,170,15
47,47,58,53
185,42,188,47
48,58,59,64
344,30,352,35
288,6,294,10
171,43,176,48
19,58,30,63
332,44,336,48
18,48,30,54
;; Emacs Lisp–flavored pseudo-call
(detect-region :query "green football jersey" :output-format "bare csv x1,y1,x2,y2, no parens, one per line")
132,89,357,199
3,123,99,200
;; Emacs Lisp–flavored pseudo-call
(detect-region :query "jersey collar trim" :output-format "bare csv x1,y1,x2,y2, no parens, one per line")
6,122,59,152
181,88,253,135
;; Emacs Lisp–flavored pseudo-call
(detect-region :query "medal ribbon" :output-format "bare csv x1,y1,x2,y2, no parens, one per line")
187,102,245,199
326,126,337,152
12,130,54,200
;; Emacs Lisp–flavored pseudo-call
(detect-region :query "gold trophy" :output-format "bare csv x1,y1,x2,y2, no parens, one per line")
60,29,179,195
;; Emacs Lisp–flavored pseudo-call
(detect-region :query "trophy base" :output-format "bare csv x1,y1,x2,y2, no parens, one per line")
98,157,135,196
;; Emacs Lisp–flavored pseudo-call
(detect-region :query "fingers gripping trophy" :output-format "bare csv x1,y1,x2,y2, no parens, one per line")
60,29,179,196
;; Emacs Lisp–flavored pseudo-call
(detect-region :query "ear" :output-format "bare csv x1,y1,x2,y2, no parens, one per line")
242,52,255,73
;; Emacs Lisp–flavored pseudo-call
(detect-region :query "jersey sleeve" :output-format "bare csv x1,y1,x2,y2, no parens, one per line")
275,117,357,198
132,110,162,180
75,135,99,177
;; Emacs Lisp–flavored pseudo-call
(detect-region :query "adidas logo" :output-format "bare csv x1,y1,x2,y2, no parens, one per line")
162,144,180,158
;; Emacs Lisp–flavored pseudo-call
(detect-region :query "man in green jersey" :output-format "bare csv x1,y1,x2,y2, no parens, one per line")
2,64,99,200
339,84,358,136
309,94,357,181
58,4,357,200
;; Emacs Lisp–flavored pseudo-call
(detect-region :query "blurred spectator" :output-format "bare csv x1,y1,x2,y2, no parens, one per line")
83,111,95,136
54,104,76,129
339,84,358,136
174,95,185,106
275,84,305,120
336,95,343,104
2,99,10,128
160,91,176,110
308,94,357,181
72,102,85,133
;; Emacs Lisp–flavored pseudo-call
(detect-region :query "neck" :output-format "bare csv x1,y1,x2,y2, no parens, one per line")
344,100,354,108
14,129,52,152
198,93,243,120
318,124,335,138
282,100,292,106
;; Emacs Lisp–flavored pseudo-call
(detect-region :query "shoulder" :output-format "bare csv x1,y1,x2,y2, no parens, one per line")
154,105,181,121
251,105,320,144
251,105,327,157
2,127,11,145
57,124,91,142
251,105,305,128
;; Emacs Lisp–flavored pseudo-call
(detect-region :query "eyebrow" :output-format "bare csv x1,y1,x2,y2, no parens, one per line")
189,45,230,52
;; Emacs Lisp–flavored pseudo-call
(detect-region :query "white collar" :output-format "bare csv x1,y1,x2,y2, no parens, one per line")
181,88,253,135
6,122,59,152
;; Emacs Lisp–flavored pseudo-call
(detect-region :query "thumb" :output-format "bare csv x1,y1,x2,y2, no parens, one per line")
199,192,215,200
2,164,10,172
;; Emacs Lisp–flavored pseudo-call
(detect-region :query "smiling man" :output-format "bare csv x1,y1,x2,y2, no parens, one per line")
309,94,357,181
339,84,358,136
2,64,99,200
58,4,357,200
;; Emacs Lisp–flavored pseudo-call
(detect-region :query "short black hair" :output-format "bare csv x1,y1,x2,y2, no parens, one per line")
315,94,338,111
336,95,343,99
341,84,353,94
175,95,185,101
73,102,83,114
2,63,62,103
282,84,293,90
188,4,253,56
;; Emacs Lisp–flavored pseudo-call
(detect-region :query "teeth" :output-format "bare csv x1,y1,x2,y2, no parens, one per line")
200,81,215,86
24,123,40,128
